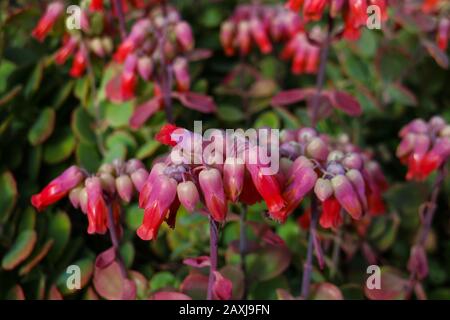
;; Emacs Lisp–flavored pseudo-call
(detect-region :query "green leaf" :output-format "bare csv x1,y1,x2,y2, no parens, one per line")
136,140,161,160
106,130,137,154
28,108,55,146
71,107,96,145
247,245,291,282
105,101,134,128
76,142,101,172
24,60,44,97
47,211,71,262
2,230,37,270
19,239,54,276
43,128,76,164
218,105,245,122
125,204,144,231
150,271,179,292
103,143,127,164
254,111,280,129
200,7,223,27
0,60,16,92
0,171,18,223
120,241,135,268
18,207,36,232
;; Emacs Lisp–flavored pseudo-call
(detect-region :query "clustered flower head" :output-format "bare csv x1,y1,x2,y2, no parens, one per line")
32,1,116,78
220,4,321,74
31,159,149,234
108,5,194,102
285,0,388,40
279,128,388,229
397,116,450,181
134,124,388,242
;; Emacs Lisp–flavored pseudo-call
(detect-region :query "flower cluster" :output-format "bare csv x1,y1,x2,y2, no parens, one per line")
109,5,194,102
285,0,388,40
394,0,449,52
396,117,450,181
32,1,116,78
280,128,387,229
220,4,320,74
31,159,149,234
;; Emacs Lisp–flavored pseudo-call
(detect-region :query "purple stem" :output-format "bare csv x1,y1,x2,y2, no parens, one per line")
207,216,219,300
301,195,319,299
107,203,128,279
310,17,333,127
112,0,127,40
407,164,447,298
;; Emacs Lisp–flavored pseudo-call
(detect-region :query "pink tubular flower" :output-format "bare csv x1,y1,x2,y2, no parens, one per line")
137,174,178,240
120,54,138,100
281,32,320,75
199,168,228,222
246,147,285,216
85,177,108,235
177,181,200,212
32,2,64,42
303,0,327,21
319,197,342,229
55,36,78,65
437,18,450,51
249,17,272,54
90,0,104,11
69,46,88,78
31,166,85,211
220,21,236,56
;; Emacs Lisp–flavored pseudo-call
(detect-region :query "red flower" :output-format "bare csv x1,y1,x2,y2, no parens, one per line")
55,36,78,65
319,197,343,229
69,47,88,78
90,0,104,11
31,166,85,211
85,177,108,235
32,2,64,42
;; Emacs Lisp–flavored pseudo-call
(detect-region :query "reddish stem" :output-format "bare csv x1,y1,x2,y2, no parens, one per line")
112,0,127,40
207,216,219,300
107,203,128,279
407,164,447,298
301,195,319,299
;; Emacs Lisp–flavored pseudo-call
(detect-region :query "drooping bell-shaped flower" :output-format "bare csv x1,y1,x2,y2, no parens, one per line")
69,46,88,78
175,21,194,52
55,36,78,65
31,166,85,211
139,162,167,208
198,168,228,222
173,57,190,92
85,177,108,235
120,54,138,100
314,178,333,202
116,175,134,203
137,56,153,81
319,197,342,229
220,21,235,56
137,174,178,240
223,157,245,202
249,17,272,54
131,168,149,192
32,1,64,42
246,146,285,215
331,174,362,220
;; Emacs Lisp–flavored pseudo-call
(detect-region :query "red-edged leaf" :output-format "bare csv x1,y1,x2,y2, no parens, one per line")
180,273,208,300
220,265,244,300
271,89,314,106
151,292,192,300
93,261,136,300
212,271,232,300
183,256,211,268
129,97,162,129
276,289,296,300
329,91,362,116
365,267,408,300
422,40,449,69
95,247,116,269
174,92,217,113
312,283,344,300
48,285,63,300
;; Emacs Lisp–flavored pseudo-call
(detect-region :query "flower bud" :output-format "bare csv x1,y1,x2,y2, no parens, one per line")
306,137,329,161
79,187,88,214
297,128,317,143
220,21,235,56
173,57,190,92
346,169,368,210
327,150,344,162
99,163,115,174
327,162,345,176
99,173,116,195
116,175,134,203
177,181,200,212
342,152,363,170
126,159,145,174
175,21,194,52
69,186,83,209
314,178,333,202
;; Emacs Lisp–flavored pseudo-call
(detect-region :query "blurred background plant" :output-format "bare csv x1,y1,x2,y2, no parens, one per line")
0,0,449,300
